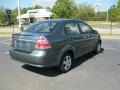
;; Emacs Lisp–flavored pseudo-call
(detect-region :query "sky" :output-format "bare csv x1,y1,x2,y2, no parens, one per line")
0,0,116,11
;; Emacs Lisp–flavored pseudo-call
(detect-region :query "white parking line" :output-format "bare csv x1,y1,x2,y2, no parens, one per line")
5,51,9,54
2,43,11,45
105,47,117,50
0,39,10,43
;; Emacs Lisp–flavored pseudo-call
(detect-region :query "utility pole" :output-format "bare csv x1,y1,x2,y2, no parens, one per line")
17,0,21,30
106,0,109,22
96,0,100,22
96,4,100,22
106,10,109,22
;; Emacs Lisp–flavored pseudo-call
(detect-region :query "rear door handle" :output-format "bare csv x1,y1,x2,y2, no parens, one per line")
86,34,91,37
83,35,90,39
87,34,90,37
83,36,87,39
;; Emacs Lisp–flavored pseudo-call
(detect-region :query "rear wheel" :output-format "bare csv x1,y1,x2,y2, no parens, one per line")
59,53,72,73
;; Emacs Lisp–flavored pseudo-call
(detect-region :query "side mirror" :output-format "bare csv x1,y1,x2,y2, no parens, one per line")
92,30,98,34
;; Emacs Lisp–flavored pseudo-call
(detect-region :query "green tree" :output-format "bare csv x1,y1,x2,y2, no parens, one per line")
34,5,43,9
45,7,51,11
109,5,117,19
11,8,18,23
94,12,107,21
116,0,120,19
11,5,43,23
20,5,43,14
52,0,77,18
76,3,95,20
117,0,120,7
21,8,27,14
108,0,120,20
0,7,6,25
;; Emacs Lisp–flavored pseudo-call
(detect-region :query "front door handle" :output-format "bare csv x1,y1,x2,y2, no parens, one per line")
87,34,90,37
83,36,87,39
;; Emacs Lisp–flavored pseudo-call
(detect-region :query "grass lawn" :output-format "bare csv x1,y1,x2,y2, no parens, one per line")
101,34,120,37
87,21,120,28
0,32,13,35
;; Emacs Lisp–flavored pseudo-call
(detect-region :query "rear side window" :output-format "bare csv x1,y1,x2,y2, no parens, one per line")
79,23,91,33
64,23,80,35
24,21,58,33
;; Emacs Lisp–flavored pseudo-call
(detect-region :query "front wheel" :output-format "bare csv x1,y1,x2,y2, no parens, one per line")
59,53,72,73
95,42,101,54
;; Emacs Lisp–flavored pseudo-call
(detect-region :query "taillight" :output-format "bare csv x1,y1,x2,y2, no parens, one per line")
35,36,51,49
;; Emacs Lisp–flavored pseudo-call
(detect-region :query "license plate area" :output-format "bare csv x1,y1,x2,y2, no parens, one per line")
14,40,31,52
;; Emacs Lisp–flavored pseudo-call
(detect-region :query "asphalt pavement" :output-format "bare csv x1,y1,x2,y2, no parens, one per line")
0,37,120,90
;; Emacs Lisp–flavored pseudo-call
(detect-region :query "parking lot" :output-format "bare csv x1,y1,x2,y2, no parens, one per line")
0,37,120,90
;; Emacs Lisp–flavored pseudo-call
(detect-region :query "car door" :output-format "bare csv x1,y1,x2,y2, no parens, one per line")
63,22,87,58
79,22,99,54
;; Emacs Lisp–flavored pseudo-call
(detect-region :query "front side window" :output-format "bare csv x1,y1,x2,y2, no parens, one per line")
79,23,91,33
64,23,80,35
24,21,58,33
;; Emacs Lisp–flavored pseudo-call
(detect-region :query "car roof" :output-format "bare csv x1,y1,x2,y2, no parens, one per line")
40,19,84,23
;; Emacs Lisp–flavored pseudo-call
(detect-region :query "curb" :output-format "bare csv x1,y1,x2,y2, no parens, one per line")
101,36,120,39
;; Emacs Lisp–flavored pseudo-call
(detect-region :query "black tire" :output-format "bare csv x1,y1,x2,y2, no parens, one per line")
94,42,101,54
59,53,72,73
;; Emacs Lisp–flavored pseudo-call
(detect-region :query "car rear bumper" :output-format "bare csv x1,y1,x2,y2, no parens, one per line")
9,48,57,67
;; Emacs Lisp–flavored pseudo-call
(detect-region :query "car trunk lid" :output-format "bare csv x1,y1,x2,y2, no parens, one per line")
12,32,48,53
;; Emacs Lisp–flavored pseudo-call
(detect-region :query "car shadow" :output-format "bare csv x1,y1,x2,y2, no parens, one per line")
117,64,120,66
72,48,104,69
22,48,104,77
22,65,62,77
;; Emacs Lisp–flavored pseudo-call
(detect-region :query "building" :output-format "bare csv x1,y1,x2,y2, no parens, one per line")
17,9,52,24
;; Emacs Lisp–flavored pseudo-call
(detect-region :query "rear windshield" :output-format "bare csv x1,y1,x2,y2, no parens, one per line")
24,21,58,33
